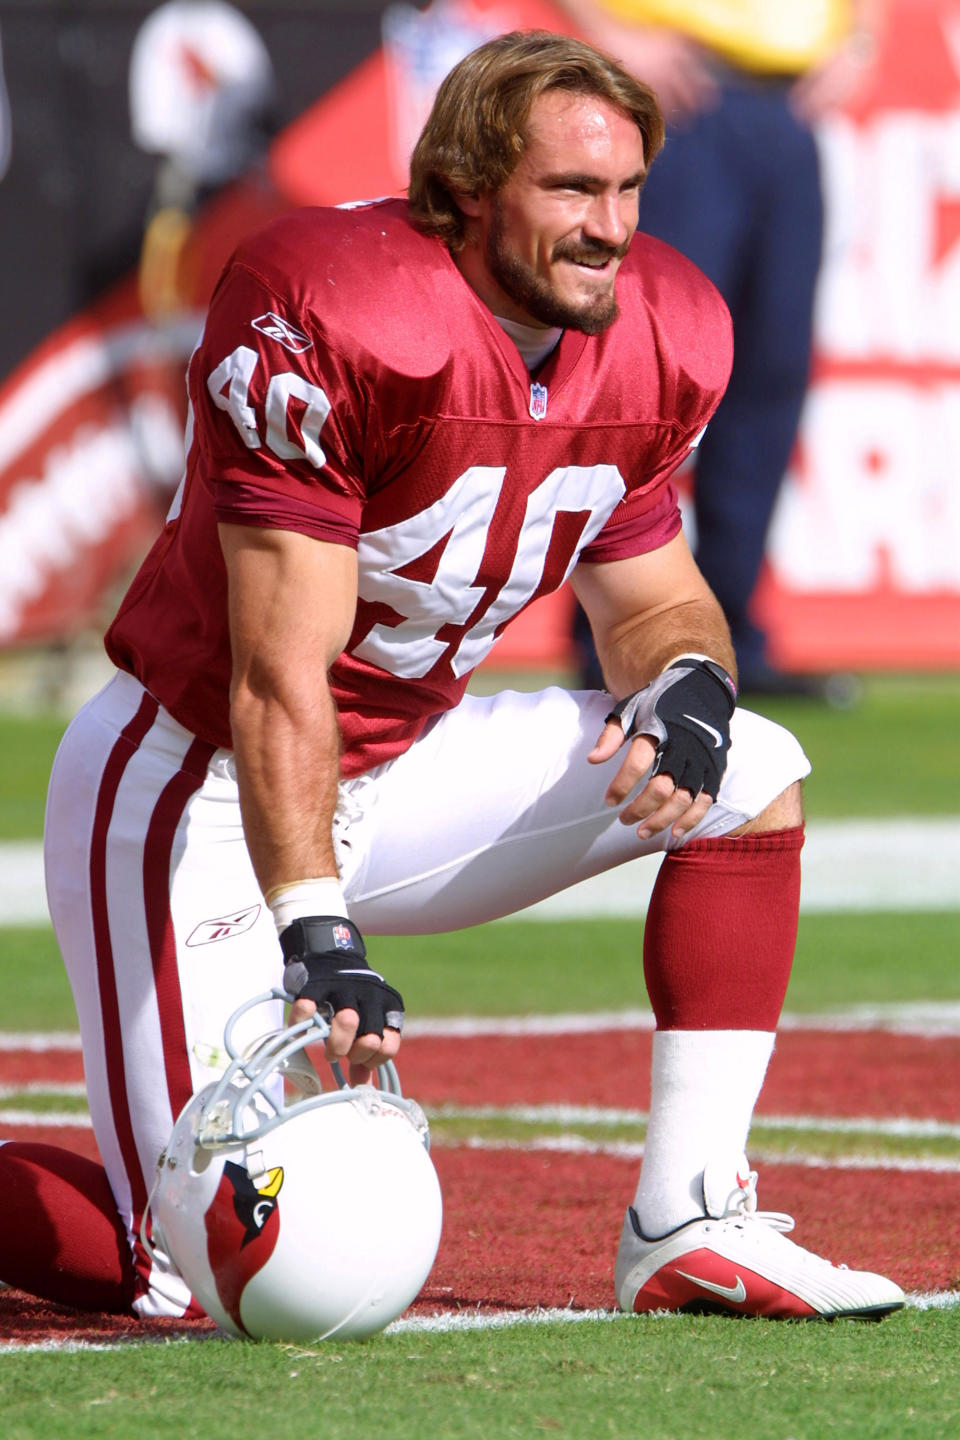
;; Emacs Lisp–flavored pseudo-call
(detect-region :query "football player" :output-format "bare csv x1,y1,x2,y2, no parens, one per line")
3,30,901,1325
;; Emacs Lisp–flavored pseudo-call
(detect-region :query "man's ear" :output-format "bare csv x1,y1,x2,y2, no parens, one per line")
453,190,483,219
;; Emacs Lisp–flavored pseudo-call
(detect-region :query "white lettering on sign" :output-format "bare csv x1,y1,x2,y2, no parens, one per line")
772,381,960,591
816,112,960,362
0,394,182,638
770,107,960,602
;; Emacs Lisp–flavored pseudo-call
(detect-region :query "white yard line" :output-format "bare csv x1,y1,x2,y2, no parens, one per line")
0,1082,86,1099
8,1087,959,1141
433,1102,960,1141
451,1133,960,1173
2,818,959,925
3,1101,959,1172
1,1291,957,1352
4,1091,959,1141
387,1290,960,1331
3,998,960,1051
402,1003,960,1038
0,1031,82,1050
0,1108,92,1128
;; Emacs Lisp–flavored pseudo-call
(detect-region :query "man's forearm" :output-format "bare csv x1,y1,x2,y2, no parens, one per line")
595,596,736,699
231,675,343,899
218,524,357,904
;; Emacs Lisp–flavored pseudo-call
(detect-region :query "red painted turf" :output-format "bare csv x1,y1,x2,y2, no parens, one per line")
4,1029,958,1118
0,1049,84,1086
2,1151,957,1343
422,1148,960,1305
1,1028,958,1343
393,1029,960,1121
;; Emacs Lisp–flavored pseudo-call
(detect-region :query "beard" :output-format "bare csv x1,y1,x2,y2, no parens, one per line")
485,199,627,335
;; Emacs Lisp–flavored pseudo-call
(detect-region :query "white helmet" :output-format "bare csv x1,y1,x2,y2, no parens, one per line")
129,1,275,184
145,991,442,1341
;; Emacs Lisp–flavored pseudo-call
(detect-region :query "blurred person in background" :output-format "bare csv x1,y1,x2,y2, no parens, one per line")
558,0,886,696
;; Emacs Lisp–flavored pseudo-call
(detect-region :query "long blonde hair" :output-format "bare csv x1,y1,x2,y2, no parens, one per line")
409,30,664,252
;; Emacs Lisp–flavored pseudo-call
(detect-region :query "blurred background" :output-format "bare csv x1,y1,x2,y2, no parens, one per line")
0,0,958,709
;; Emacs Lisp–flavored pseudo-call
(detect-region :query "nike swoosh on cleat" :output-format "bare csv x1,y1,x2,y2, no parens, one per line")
682,714,723,748
674,1269,747,1303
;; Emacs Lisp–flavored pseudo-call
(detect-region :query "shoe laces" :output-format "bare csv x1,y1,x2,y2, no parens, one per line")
723,1168,795,1236
720,1170,846,1270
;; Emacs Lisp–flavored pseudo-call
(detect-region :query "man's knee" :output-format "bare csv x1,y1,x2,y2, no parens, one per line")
729,779,804,836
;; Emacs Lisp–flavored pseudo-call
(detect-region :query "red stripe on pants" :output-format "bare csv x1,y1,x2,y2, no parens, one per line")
143,736,219,1128
89,697,215,1306
89,692,160,1240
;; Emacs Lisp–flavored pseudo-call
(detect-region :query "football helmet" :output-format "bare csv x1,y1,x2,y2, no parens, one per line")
144,989,442,1341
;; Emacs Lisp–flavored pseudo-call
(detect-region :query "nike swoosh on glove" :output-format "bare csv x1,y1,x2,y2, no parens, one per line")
606,658,737,801
280,916,405,1035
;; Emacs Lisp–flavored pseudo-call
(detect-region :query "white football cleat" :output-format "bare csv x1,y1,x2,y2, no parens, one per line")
615,1161,905,1320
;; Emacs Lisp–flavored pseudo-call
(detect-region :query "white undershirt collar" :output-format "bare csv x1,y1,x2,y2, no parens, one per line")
494,314,563,371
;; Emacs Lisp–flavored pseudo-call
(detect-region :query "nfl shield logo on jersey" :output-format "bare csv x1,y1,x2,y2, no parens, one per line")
529,382,548,421
332,923,353,949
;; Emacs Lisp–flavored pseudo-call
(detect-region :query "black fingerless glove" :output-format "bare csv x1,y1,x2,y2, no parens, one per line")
606,657,737,800
280,916,405,1036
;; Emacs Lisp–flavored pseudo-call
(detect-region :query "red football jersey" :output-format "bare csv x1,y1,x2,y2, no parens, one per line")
106,200,732,775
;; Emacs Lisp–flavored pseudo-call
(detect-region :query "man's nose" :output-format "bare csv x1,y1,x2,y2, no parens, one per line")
585,191,631,247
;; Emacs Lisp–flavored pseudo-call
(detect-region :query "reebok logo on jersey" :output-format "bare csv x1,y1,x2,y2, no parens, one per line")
186,905,261,946
251,311,313,352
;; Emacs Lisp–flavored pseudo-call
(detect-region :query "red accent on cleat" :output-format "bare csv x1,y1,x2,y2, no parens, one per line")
632,1248,818,1317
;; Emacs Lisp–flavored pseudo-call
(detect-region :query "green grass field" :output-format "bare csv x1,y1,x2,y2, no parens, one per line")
3,1308,959,1440
3,909,959,1032
1,672,958,1437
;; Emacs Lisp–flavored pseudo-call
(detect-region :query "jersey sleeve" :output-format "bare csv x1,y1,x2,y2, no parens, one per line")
578,231,733,565
580,478,682,563
580,408,713,563
190,259,371,546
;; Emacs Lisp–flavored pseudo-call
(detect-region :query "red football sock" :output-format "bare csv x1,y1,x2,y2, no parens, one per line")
643,827,804,1031
0,1142,136,1313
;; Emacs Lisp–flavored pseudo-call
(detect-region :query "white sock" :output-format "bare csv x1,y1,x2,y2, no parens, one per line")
632,1029,775,1237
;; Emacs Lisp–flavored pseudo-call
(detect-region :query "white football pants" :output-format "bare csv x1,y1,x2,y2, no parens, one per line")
44,669,809,1314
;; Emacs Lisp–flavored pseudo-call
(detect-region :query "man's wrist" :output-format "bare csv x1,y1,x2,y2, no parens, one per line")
265,876,347,933
663,653,738,702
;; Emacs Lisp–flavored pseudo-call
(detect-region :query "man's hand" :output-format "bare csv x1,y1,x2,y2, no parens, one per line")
557,3,719,122
609,26,719,122
789,32,879,122
280,916,404,1074
588,658,736,839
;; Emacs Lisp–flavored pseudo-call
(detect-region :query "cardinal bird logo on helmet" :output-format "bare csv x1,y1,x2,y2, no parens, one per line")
204,1161,284,1334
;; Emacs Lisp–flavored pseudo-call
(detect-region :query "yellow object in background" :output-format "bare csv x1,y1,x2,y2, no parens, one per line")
138,206,194,321
590,0,853,73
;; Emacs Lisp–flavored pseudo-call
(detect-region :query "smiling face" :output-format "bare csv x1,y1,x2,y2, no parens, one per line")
454,88,646,334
